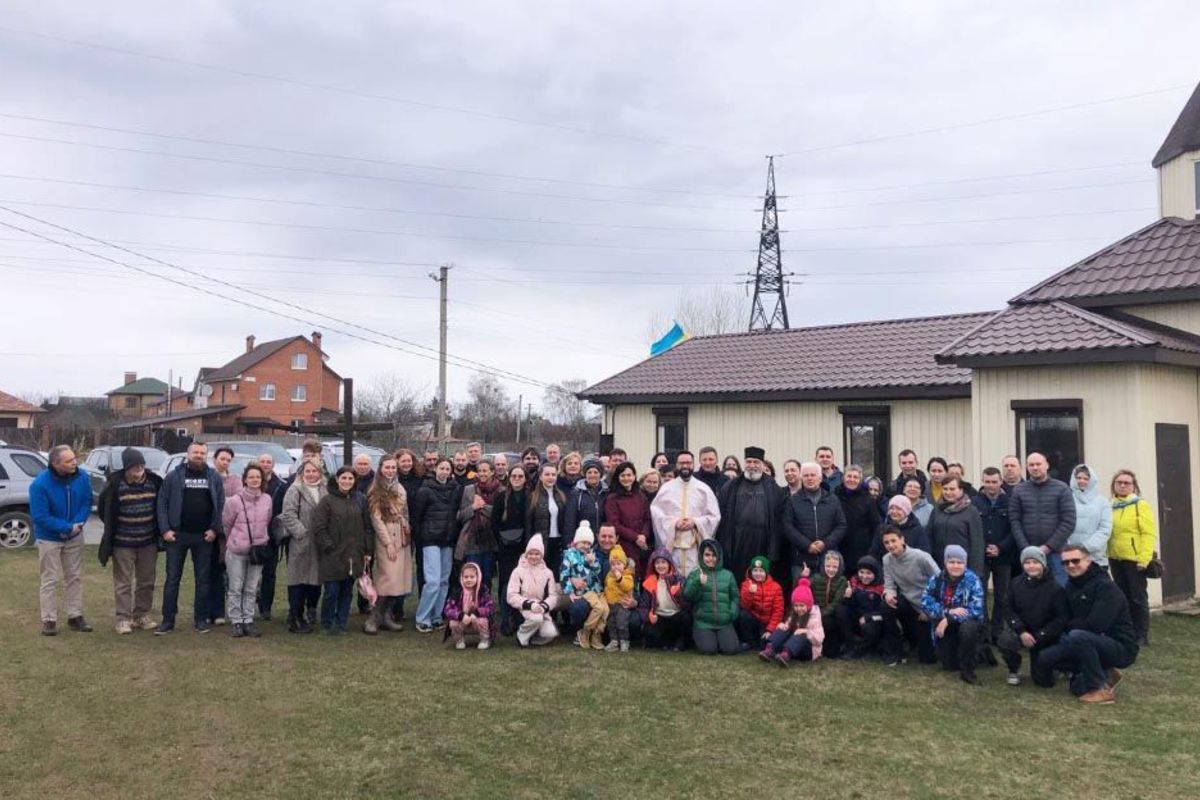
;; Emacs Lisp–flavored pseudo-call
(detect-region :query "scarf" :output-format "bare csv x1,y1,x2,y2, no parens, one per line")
942,495,973,514
300,480,322,505
1112,494,1140,510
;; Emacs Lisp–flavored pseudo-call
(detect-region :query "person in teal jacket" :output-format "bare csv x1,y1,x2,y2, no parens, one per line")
29,445,94,636
684,538,739,655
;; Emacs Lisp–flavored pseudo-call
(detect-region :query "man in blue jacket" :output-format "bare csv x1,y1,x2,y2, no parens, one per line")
154,441,224,634
973,467,1014,642
30,445,94,636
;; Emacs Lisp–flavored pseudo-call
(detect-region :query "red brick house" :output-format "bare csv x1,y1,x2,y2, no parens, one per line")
116,331,341,440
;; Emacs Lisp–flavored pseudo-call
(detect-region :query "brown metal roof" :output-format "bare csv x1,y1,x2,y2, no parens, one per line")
1012,217,1200,306
0,389,45,414
581,312,993,403
204,337,300,382
937,301,1200,363
110,404,245,430
1153,81,1200,168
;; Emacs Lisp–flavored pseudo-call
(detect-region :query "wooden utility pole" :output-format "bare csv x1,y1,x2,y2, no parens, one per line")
342,378,354,467
515,393,523,443
430,265,451,440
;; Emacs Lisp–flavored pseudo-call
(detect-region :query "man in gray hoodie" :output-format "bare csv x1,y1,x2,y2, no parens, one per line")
881,525,940,666
1009,453,1076,587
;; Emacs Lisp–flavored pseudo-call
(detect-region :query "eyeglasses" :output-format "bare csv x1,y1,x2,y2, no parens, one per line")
1114,479,1134,485
1062,558,1085,566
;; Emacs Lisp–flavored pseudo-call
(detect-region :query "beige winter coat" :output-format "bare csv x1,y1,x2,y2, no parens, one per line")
371,482,414,596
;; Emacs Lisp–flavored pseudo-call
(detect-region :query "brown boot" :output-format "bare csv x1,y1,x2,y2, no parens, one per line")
1079,686,1115,705
590,629,606,650
1108,668,1123,690
40,620,57,636
378,598,403,632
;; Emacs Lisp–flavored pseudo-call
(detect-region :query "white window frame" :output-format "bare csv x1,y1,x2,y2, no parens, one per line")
259,383,276,401
292,353,308,370
291,384,308,402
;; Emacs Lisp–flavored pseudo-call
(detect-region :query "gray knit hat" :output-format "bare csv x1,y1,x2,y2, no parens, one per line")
1020,546,1047,568
943,544,968,564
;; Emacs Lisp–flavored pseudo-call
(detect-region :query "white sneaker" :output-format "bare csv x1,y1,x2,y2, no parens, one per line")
135,615,158,631
214,617,228,626
604,640,619,652
619,640,630,652
477,641,490,650
455,641,466,650
1006,672,1021,686
115,620,133,635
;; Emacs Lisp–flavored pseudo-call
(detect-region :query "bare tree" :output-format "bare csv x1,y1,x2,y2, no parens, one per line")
543,378,600,450
454,372,517,442
355,372,424,425
647,284,749,343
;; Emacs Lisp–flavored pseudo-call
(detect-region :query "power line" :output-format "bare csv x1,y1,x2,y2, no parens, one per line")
793,178,1153,212
0,197,757,254
0,25,740,157
0,206,552,388
0,173,761,235
779,83,1193,156
0,111,752,199
0,131,750,212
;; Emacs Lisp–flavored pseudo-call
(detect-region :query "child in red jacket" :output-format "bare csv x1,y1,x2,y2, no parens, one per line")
735,555,784,648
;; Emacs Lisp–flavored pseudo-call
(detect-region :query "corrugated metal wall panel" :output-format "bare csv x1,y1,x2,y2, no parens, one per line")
1157,157,1197,220
1119,301,1200,337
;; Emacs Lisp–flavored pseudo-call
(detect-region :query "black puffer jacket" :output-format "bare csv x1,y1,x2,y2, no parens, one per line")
527,486,566,539
927,499,986,577
492,487,529,552
1065,562,1138,657
836,483,881,576
1003,569,1068,646
411,478,461,547
781,488,847,569
312,483,372,584
563,482,607,538
1009,477,1076,551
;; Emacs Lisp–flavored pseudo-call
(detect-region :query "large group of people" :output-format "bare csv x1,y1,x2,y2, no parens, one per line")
29,437,1158,705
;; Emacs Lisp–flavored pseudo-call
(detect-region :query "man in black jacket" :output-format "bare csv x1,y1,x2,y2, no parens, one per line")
997,546,1067,687
891,449,926,497
973,467,1014,641
695,446,728,495
782,462,847,581
1034,544,1138,704
254,453,286,621
717,446,785,582
98,448,164,634
1009,452,1075,587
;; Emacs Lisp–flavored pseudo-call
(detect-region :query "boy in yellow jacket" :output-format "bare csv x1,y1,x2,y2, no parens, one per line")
604,545,635,652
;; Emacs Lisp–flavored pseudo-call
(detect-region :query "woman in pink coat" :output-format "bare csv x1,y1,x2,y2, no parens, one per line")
221,464,273,638
506,534,562,647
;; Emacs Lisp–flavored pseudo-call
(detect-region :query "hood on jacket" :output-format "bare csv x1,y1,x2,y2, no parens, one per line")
698,538,725,572
1070,463,1101,502
459,561,483,594
855,555,882,584
647,547,678,577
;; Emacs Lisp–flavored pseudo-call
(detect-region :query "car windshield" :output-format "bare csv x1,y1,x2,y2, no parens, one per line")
212,442,295,465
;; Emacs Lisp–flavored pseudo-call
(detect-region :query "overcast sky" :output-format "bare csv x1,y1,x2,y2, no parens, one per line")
2,2,1198,410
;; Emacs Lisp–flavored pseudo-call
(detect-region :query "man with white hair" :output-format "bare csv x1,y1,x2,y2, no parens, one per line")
782,461,847,581
716,446,785,581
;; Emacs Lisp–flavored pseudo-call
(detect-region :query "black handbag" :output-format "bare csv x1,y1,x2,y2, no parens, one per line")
498,527,526,548
237,496,272,566
1145,552,1165,580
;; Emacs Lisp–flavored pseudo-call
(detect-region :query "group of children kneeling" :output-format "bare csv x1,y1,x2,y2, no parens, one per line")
439,518,897,671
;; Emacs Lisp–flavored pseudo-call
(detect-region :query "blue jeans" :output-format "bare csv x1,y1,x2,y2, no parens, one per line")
416,546,452,626
465,552,495,590
1047,552,1068,587
161,530,213,628
320,578,354,631
1037,629,1136,695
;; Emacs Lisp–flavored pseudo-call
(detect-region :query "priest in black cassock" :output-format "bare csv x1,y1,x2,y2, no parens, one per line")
716,446,787,584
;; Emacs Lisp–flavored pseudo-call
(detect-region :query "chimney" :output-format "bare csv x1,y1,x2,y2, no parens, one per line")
246,334,256,353
311,331,322,350
124,371,137,386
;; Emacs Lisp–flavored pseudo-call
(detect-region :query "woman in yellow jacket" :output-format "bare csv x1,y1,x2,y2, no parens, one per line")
1108,469,1157,647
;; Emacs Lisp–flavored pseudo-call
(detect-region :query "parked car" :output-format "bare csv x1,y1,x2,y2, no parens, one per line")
207,441,296,479
0,445,50,548
83,446,169,507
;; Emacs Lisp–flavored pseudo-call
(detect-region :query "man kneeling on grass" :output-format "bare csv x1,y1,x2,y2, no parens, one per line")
1033,544,1139,705
997,547,1068,687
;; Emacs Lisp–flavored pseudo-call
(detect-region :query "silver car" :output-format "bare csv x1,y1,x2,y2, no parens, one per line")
0,446,50,548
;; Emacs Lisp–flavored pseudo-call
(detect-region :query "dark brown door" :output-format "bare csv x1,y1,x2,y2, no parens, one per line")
1155,424,1196,601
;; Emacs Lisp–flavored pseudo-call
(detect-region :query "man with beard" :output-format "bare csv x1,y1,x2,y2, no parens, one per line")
716,446,785,582
651,450,721,577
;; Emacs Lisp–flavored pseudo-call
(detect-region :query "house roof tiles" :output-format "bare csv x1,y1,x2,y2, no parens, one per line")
106,377,169,396
1012,217,1200,306
0,389,45,414
1152,81,1200,168
581,312,993,402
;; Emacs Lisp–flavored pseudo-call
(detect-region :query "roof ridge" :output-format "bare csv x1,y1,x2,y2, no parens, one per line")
935,307,1011,359
688,309,995,343
1046,301,1157,346
1010,217,1176,305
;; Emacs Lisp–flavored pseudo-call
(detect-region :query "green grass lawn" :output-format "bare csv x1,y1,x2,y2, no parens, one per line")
1,547,1196,799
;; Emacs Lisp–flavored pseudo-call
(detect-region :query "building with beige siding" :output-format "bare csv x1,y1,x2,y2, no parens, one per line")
583,83,1200,606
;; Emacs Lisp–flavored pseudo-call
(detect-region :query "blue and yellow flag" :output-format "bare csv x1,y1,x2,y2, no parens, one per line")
650,321,691,357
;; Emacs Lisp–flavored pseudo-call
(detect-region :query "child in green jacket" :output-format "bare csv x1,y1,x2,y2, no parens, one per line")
684,539,740,655
809,550,849,657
